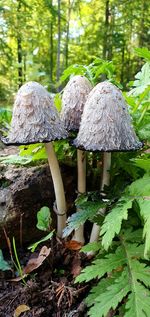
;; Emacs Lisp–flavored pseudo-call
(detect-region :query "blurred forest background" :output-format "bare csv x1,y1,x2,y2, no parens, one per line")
0,0,150,105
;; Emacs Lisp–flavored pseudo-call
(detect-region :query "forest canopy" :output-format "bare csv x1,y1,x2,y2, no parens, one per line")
0,0,150,104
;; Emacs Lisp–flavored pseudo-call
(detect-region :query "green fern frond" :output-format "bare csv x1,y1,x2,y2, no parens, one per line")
137,199,150,258
63,201,105,237
77,229,150,317
101,198,132,250
88,270,130,317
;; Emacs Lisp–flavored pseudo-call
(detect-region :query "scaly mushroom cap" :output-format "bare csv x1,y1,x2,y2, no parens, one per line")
61,75,92,131
74,81,143,151
3,81,68,145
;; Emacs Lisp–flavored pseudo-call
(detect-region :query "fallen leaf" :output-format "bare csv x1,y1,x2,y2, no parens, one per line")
65,240,83,251
9,246,51,281
14,304,30,317
23,245,51,274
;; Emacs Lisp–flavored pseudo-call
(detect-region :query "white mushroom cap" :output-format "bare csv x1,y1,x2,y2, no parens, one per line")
3,82,68,145
74,81,143,151
61,75,92,131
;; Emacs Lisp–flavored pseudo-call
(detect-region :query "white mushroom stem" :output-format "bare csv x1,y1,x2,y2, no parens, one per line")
45,142,67,238
89,152,111,243
72,149,86,244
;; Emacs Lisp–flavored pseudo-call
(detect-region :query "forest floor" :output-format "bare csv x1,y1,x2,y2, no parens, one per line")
0,237,90,317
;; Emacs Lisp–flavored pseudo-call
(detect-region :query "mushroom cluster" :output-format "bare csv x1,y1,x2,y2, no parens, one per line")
2,78,142,246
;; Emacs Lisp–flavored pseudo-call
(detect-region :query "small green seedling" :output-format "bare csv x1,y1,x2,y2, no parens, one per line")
28,206,54,252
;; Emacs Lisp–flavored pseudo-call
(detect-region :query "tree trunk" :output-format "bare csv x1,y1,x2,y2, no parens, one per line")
17,0,23,88
56,0,61,84
50,0,53,83
102,0,110,60
65,0,71,68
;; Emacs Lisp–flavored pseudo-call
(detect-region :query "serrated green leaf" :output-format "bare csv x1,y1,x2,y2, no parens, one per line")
0,250,11,271
86,272,121,307
125,283,150,317
130,63,150,96
75,246,126,283
36,206,52,231
101,198,132,250
88,270,130,317
63,201,105,237
137,198,150,258
127,174,150,197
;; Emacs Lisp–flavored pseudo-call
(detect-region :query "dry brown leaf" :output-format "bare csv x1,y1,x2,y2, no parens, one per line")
65,240,83,251
23,245,51,274
14,304,30,317
10,246,51,282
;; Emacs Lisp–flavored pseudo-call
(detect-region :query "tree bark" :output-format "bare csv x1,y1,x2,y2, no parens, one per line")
17,0,23,88
102,0,110,60
50,0,53,83
56,0,61,84
65,0,71,68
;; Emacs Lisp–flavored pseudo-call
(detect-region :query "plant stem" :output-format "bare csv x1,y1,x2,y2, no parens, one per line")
89,152,111,243
45,142,67,237
73,149,86,243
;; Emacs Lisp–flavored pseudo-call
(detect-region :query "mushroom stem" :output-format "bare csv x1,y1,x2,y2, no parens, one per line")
45,142,67,237
73,149,86,243
89,152,111,243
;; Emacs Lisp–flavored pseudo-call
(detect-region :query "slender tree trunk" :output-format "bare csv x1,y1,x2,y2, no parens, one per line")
56,0,61,83
103,0,110,60
50,0,53,83
65,0,71,68
17,0,23,88
120,43,125,84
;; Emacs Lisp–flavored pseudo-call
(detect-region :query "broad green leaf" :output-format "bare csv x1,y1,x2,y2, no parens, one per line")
101,198,132,250
36,206,52,231
135,48,150,62
0,249,11,271
130,157,150,171
129,63,150,96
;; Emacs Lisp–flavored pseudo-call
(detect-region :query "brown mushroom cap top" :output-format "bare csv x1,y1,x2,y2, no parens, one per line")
3,81,68,145
61,75,92,131
74,81,143,152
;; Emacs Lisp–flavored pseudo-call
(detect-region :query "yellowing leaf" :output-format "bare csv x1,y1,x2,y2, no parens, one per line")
14,304,30,317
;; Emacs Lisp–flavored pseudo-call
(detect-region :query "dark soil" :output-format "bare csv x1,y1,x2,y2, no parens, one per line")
0,237,90,317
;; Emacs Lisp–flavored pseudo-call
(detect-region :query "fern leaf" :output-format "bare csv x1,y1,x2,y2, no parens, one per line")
88,270,130,317
86,275,119,307
137,199,150,258
101,198,132,250
77,229,150,317
75,246,126,283
63,201,105,237
125,283,150,317
127,174,150,197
